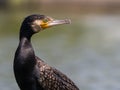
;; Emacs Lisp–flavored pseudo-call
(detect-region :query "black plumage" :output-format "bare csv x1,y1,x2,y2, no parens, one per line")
14,14,79,90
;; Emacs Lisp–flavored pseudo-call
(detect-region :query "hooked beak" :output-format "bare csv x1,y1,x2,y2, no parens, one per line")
41,19,71,29
48,19,71,26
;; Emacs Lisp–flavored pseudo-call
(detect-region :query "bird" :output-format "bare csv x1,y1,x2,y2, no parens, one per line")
13,14,79,90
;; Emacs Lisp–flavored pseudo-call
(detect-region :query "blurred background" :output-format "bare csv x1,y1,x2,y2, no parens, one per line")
0,0,120,90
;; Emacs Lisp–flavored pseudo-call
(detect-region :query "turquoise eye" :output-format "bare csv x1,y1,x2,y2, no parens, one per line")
43,17,53,23
43,19,48,23
43,19,49,23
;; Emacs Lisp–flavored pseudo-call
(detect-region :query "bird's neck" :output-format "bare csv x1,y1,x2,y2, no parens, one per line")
19,36,35,57
16,36,36,67
19,36,32,47
19,29,33,41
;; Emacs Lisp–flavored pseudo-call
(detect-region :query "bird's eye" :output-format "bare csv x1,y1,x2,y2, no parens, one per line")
43,17,53,23
43,18,49,23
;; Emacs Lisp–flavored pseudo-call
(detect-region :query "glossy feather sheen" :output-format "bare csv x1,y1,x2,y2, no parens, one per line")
14,14,79,90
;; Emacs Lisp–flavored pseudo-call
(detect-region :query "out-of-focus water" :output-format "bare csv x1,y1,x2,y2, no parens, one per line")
0,15,120,90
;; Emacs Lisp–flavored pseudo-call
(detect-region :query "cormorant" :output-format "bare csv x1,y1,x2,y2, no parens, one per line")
14,14,79,90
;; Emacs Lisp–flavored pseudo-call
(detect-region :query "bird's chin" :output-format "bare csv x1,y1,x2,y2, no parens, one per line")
32,25,42,33
34,29,41,33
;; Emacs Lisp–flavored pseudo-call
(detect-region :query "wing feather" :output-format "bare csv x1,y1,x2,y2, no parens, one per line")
35,56,79,90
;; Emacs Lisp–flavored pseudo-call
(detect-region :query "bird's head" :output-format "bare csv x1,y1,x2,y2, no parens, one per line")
20,14,71,35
